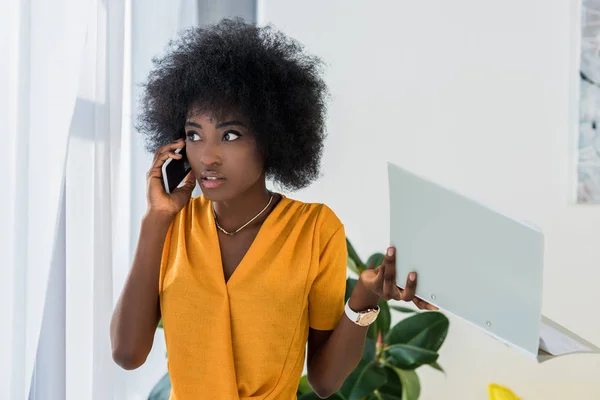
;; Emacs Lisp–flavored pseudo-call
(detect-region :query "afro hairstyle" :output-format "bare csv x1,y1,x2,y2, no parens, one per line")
136,18,329,191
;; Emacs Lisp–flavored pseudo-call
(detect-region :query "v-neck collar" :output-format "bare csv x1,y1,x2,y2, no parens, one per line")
208,194,289,288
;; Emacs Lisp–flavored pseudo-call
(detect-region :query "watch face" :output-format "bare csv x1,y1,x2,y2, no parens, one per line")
359,312,378,326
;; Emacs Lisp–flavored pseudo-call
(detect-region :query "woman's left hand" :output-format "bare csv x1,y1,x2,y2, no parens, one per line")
359,246,438,310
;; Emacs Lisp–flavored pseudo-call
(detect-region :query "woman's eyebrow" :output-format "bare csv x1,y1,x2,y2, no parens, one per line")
184,121,247,129
215,121,247,129
185,121,202,129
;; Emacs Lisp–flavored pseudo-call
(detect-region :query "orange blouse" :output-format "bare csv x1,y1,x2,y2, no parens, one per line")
158,194,347,399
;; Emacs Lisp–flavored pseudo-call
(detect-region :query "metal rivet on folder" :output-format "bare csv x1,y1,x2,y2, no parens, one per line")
431,294,436,300
486,321,492,327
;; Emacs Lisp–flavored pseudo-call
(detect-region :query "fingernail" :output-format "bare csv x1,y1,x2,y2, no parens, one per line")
409,272,416,281
387,247,394,257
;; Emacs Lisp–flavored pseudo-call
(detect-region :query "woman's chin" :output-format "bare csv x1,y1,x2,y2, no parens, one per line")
199,187,235,203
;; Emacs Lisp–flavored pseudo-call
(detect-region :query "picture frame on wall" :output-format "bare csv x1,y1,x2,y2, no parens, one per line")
577,0,600,204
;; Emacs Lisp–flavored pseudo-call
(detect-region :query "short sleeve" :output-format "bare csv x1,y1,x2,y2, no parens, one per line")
308,210,348,330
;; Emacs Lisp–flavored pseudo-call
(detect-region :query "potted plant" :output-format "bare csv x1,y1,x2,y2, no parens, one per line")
295,239,449,399
149,239,449,400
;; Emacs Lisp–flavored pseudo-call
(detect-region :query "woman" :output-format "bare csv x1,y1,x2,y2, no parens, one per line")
110,18,435,400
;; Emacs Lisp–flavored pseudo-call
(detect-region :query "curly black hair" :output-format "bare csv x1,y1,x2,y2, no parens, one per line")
136,18,329,191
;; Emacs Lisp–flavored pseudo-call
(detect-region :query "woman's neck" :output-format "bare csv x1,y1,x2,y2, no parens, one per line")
212,181,275,231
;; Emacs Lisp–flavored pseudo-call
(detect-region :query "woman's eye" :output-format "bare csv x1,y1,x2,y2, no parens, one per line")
223,131,240,141
186,132,200,142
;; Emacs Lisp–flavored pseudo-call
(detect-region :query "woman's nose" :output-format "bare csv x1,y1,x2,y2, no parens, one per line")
200,142,222,166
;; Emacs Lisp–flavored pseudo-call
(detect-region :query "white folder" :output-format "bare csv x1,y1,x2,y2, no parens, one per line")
387,162,600,361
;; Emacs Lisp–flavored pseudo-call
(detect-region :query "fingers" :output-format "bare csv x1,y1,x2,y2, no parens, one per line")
371,265,384,288
382,247,402,301
404,273,438,310
152,138,185,164
169,171,196,207
147,139,186,180
412,297,439,311
401,271,417,302
358,267,380,296
152,149,183,169
173,171,196,193
367,247,438,311
400,272,439,310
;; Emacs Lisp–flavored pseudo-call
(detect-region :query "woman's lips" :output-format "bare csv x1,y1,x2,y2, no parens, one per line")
200,177,226,189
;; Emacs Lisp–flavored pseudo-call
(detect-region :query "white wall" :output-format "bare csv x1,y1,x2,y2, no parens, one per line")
260,1,600,399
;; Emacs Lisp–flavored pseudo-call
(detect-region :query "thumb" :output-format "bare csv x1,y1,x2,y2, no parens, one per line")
360,268,379,285
171,172,196,196
182,171,197,189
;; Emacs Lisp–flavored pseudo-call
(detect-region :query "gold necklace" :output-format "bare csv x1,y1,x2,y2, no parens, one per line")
213,193,274,236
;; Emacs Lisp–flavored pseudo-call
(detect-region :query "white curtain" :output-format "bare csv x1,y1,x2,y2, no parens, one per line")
1,1,256,399
1,0,126,398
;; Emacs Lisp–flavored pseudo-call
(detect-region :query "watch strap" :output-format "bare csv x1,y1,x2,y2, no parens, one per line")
344,299,380,326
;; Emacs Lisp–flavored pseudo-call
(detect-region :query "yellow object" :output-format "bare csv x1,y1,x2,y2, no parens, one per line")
488,383,522,400
159,195,347,399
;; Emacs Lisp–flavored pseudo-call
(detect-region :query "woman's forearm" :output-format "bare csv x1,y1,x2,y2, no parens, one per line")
307,280,380,397
110,211,173,370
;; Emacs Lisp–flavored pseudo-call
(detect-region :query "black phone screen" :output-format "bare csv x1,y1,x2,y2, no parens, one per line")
164,146,192,193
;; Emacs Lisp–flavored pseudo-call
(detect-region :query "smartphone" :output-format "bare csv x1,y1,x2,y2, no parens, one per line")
162,146,192,193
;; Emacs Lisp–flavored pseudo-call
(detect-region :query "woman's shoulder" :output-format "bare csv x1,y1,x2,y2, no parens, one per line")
281,195,343,231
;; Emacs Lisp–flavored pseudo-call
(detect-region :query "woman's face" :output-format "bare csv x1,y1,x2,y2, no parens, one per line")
184,111,265,201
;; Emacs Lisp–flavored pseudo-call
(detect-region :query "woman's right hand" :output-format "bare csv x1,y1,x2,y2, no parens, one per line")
146,138,196,218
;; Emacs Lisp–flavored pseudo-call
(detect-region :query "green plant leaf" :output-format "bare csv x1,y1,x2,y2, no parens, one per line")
348,363,388,400
377,366,403,397
394,368,421,400
297,375,313,395
367,318,379,340
148,372,171,400
366,252,385,270
386,344,439,370
385,311,449,352
157,319,163,329
377,394,403,400
377,300,392,338
390,305,416,313
363,337,377,363
346,238,365,271
368,299,391,341
368,393,401,400
347,255,361,275
428,361,445,374
345,277,358,302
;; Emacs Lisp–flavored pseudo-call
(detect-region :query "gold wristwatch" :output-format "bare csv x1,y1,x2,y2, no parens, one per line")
344,299,380,327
